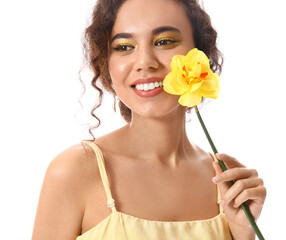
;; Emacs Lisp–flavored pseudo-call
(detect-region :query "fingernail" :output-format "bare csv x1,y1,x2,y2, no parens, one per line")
212,176,220,183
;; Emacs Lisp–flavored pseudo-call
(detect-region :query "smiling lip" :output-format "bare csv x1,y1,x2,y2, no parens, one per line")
133,86,164,98
131,77,164,98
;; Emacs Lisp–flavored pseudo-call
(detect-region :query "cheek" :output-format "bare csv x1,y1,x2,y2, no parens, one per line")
162,55,173,72
108,55,132,85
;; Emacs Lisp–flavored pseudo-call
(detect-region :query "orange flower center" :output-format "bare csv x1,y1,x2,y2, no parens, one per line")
200,72,208,78
182,64,208,85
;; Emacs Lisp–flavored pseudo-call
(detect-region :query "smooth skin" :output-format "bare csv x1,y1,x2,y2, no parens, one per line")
32,0,266,240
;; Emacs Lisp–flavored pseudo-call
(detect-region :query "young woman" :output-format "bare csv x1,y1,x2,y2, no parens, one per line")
32,0,266,239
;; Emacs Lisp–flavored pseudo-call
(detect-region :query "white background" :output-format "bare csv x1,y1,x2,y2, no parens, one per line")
0,0,285,239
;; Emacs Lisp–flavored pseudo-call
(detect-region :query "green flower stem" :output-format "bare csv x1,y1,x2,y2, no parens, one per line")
194,106,265,240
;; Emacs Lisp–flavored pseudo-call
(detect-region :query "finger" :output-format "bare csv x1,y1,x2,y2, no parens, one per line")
212,161,230,197
212,168,259,184
222,177,264,207
213,161,223,175
232,185,267,208
215,153,246,168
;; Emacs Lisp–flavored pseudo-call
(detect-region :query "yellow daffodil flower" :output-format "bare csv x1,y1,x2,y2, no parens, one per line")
163,48,220,107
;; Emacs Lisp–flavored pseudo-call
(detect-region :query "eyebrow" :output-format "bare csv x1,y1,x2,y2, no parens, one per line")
110,26,181,44
152,26,181,36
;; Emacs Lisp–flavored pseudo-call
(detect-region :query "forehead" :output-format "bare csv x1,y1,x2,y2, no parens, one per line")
112,0,192,36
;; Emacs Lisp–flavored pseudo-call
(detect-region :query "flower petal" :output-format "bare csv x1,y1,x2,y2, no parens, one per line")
171,55,185,71
199,73,220,99
163,55,190,95
163,72,189,95
178,91,202,107
185,49,210,70
184,48,198,62
189,79,203,92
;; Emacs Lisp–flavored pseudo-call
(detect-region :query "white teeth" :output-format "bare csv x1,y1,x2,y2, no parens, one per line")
134,81,163,91
149,82,155,90
143,83,149,91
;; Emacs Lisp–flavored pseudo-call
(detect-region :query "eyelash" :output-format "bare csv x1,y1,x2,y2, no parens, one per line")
112,38,177,53
112,45,134,52
155,38,177,46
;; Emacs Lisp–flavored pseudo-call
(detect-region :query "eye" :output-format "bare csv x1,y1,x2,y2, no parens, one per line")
112,44,134,52
155,38,177,46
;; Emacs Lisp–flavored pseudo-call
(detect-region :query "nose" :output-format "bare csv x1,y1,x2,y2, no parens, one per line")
134,45,159,72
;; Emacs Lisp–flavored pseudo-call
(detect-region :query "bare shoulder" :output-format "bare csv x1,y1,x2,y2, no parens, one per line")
42,142,97,191
48,141,96,177
189,142,216,176
32,141,99,240
43,140,104,203
191,142,214,162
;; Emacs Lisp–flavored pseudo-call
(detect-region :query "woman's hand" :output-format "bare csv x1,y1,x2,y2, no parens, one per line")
212,153,267,240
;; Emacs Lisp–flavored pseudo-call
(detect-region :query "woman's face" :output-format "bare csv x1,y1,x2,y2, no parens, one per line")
108,0,195,120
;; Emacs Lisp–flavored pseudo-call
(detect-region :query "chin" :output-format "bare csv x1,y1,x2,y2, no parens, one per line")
131,103,185,121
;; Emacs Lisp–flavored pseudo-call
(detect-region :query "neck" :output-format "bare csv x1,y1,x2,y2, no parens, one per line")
123,106,193,167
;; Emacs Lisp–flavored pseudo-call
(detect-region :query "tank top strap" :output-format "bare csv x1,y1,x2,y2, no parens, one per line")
209,152,224,214
82,140,117,213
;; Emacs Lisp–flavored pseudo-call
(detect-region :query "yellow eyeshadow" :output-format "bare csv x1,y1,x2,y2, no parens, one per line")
153,33,181,45
156,37,174,41
111,39,135,48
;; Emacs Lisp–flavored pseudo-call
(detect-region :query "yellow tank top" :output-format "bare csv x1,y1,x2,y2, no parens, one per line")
77,140,232,240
